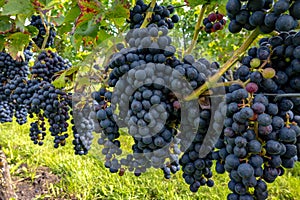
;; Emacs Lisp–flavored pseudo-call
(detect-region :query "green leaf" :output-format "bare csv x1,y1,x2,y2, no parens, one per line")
105,4,130,20
71,34,83,51
0,35,5,51
64,6,80,23
7,32,30,60
2,0,34,15
25,25,39,38
52,72,66,88
96,29,111,43
65,66,80,76
52,15,65,26
75,20,98,37
0,0,5,7
185,0,210,8
113,18,126,28
41,0,61,9
15,14,31,31
0,16,13,33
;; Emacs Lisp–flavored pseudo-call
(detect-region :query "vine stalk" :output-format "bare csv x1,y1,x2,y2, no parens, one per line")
185,4,208,55
185,27,261,101
39,10,51,50
140,0,157,28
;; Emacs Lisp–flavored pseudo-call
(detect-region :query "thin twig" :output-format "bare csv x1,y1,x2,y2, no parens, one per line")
38,10,50,50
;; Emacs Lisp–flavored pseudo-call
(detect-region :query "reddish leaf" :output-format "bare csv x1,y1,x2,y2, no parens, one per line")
76,0,102,27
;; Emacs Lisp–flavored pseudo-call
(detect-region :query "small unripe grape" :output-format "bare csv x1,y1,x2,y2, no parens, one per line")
262,68,276,79
250,58,261,68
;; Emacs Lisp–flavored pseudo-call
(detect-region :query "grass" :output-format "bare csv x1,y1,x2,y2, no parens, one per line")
1,121,300,200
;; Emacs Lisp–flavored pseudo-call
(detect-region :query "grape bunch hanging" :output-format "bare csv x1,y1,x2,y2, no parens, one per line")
226,0,300,33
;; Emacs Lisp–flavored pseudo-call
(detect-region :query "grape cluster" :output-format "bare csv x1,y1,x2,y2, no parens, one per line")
29,115,46,146
25,80,71,148
203,12,226,33
180,109,215,192
0,52,29,82
0,51,30,125
226,0,300,33
71,105,95,155
215,82,300,199
208,30,300,199
0,101,14,123
0,53,72,147
31,50,72,82
92,17,225,186
30,15,56,48
128,0,180,29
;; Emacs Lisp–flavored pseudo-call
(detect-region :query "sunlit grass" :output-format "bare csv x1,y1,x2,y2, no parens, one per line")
1,121,300,200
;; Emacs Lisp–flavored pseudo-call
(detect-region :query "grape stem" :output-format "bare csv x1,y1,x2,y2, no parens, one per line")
185,4,208,55
140,0,157,28
185,27,261,101
38,10,50,50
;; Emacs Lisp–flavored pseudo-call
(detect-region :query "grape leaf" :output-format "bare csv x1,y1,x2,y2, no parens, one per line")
52,15,65,26
0,0,5,7
65,66,80,76
25,25,39,38
2,0,34,15
185,0,209,8
75,20,98,37
105,3,130,20
185,0,222,8
64,5,80,23
0,16,13,33
6,32,30,60
96,29,112,43
16,14,31,31
0,35,5,51
52,71,66,88
39,0,61,9
76,0,102,27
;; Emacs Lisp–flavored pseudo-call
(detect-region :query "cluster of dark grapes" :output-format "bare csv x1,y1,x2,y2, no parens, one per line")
0,45,81,151
128,0,180,29
29,115,46,146
0,101,14,123
206,29,300,199
226,0,300,33
93,6,227,186
71,104,95,155
0,52,29,82
30,15,56,48
180,109,215,192
203,12,226,33
0,51,30,124
31,50,72,82
3,77,71,148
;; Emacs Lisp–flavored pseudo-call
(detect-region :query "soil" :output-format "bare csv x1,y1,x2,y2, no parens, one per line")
11,164,77,200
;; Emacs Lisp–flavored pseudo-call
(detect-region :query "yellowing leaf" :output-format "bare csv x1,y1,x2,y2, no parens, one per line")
7,32,30,60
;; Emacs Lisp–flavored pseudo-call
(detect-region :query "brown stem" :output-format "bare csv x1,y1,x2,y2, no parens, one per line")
185,27,261,101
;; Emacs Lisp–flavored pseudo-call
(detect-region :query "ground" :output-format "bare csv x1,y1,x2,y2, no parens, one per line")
12,165,75,200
